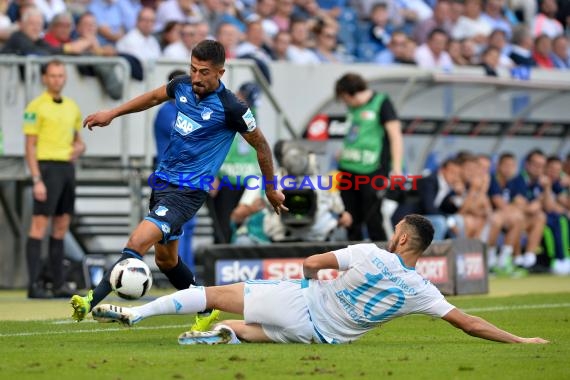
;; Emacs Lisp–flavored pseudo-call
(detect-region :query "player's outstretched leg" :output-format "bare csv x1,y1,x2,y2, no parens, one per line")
70,248,143,322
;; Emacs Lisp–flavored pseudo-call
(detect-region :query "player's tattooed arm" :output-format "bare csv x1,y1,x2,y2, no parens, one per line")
242,129,287,214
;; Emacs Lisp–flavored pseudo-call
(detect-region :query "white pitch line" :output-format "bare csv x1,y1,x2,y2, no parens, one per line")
1,303,569,338
0,323,190,338
463,302,570,313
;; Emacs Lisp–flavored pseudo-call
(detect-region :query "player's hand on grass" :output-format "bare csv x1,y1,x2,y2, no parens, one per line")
266,189,288,215
83,110,115,130
520,337,549,344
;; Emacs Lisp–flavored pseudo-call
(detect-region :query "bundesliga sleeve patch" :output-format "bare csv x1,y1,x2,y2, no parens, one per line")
242,109,257,132
24,112,36,123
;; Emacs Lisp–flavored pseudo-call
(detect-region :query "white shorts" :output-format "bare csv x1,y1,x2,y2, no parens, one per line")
243,280,315,343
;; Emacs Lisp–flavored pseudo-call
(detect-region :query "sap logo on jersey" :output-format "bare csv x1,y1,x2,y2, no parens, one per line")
216,260,262,285
175,112,203,136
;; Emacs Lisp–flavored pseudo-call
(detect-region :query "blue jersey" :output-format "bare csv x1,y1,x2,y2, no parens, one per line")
153,100,177,164
507,172,543,201
489,174,514,204
157,75,257,189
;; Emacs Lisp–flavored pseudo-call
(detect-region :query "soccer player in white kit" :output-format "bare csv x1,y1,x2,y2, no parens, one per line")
92,214,548,345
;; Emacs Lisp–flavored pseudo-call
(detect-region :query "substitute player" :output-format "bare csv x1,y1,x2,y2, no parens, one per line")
92,214,548,345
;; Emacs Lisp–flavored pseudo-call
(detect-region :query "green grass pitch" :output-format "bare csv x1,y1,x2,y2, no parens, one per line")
1,275,569,380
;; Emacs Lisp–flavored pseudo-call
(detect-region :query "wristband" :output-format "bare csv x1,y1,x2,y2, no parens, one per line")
32,175,42,184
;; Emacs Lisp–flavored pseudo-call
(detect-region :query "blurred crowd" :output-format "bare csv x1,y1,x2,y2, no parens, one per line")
395,149,570,275
1,0,570,75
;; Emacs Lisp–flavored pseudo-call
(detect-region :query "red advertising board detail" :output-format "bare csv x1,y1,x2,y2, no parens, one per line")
263,259,339,280
416,257,449,284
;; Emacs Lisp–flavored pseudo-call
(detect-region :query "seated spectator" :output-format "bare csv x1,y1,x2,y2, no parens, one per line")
532,0,563,38
481,46,501,76
448,39,470,66
215,21,241,59
374,31,412,65
155,0,203,33
235,18,274,65
311,17,349,63
88,0,129,46
533,34,555,68
255,0,279,41
73,11,124,99
43,11,95,54
272,0,294,33
416,158,465,241
544,155,570,273
414,28,453,70
74,12,117,57
546,155,570,212
0,0,18,47
509,25,536,67
162,22,195,59
481,0,512,40
158,21,182,51
488,153,542,270
116,7,161,68
451,0,492,44
460,37,478,65
509,149,567,274
1,8,63,55
35,0,66,24
564,153,570,177
413,0,453,45
367,2,392,53
550,35,570,69
286,17,320,64
488,29,514,69
271,30,290,60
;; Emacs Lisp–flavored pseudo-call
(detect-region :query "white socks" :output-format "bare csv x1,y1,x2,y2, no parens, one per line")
131,286,207,320
498,245,514,269
522,252,536,268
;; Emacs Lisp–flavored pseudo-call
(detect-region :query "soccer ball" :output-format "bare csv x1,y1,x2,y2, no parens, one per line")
109,258,153,300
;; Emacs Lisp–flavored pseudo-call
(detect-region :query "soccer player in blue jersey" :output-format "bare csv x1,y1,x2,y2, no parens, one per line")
92,214,548,345
71,40,287,322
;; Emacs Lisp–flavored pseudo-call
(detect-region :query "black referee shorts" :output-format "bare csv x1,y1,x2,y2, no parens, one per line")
33,161,75,216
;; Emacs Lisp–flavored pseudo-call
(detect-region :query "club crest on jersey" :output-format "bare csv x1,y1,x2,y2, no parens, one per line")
201,107,213,120
155,206,169,216
175,112,203,136
179,96,187,103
